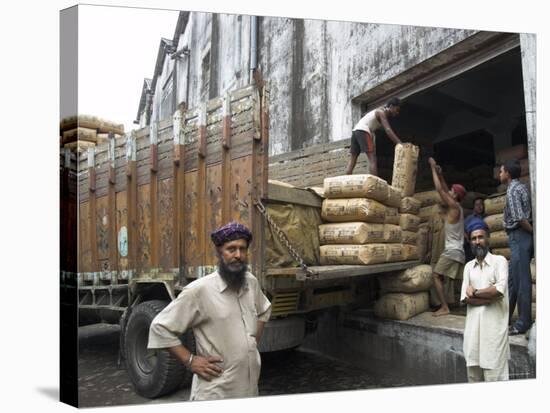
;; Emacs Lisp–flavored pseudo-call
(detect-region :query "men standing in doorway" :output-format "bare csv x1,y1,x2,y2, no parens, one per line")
499,159,533,335
461,218,510,382
345,97,403,176
428,157,467,317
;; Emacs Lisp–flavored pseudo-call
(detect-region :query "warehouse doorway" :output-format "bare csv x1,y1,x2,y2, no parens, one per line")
372,47,528,195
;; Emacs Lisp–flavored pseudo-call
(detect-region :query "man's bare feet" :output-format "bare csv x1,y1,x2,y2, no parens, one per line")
432,306,450,317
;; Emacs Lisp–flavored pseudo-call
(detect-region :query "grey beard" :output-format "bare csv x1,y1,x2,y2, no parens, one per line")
470,243,489,261
218,258,247,291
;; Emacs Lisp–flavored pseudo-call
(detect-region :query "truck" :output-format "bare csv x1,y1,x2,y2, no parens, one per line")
60,82,419,399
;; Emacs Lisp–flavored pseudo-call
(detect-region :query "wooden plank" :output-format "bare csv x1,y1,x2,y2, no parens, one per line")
174,143,185,275
269,138,350,164
221,94,232,223
137,184,151,274
150,149,159,269
116,191,129,272
158,178,174,271
79,202,92,273
266,182,323,208
196,106,207,272
205,163,223,266
266,261,420,281
95,195,110,264
183,170,199,276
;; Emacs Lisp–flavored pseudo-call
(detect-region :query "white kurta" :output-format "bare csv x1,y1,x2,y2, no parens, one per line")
148,271,272,401
461,252,510,369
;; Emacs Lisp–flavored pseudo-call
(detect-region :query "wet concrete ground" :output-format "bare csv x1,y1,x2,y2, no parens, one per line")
78,324,411,408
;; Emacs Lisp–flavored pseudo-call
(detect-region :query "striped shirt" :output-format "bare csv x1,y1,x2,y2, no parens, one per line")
503,179,532,231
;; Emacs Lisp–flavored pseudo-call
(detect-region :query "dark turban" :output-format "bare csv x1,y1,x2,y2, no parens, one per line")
465,217,490,237
210,221,253,247
451,184,466,202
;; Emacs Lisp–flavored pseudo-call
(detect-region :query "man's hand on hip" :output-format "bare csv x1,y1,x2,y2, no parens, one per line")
190,355,224,381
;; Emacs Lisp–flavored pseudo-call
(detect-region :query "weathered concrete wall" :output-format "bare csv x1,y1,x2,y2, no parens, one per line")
158,12,478,154
303,309,535,385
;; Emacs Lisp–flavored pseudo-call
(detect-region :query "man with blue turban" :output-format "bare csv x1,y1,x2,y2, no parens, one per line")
148,221,271,400
460,217,510,382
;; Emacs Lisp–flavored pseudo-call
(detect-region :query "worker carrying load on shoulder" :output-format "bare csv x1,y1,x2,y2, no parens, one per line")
345,97,403,176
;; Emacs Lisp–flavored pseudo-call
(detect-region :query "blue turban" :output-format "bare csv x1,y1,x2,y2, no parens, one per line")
465,217,490,237
210,221,253,247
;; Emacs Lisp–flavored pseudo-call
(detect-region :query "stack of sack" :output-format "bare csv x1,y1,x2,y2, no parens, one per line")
483,194,510,258
319,143,421,265
60,115,125,152
319,174,406,265
511,257,537,323
374,264,433,320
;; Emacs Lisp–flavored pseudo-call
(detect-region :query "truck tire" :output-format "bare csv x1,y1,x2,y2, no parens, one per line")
124,300,194,398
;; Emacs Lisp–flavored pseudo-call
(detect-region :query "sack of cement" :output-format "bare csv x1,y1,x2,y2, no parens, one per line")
417,225,429,263
391,143,419,197
383,224,402,243
419,203,442,223
402,230,418,245
402,244,419,261
318,222,385,244
374,292,429,321
384,207,400,225
324,174,388,201
399,213,420,232
265,203,321,267
61,127,98,145
378,264,433,293
491,248,511,260
321,198,386,223
531,258,536,283
414,190,442,208
399,197,421,215
385,185,402,208
319,244,387,265
489,230,509,248
484,213,504,232
495,144,528,164
484,195,506,215
385,243,404,262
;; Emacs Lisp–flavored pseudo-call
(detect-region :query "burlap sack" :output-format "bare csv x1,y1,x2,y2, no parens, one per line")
489,230,509,248
383,224,402,243
531,258,536,283
402,244,419,260
265,204,321,267
324,174,388,201
385,243,404,262
484,195,506,215
319,244,387,265
399,197,421,214
484,214,504,232
378,264,433,293
385,185,403,208
491,248,510,260
414,190,442,208
61,127,98,145
532,283,536,303
385,207,400,225
318,222,385,244
391,143,419,197
374,292,429,321
419,204,442,223
399,213,420,232
402,230,418,245
321,198,386,223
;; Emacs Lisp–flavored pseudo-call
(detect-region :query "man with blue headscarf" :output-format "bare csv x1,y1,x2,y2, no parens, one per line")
148,222,272,400
460,217,510,382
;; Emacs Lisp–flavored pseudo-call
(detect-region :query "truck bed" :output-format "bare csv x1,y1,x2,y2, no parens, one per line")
267,260,421,281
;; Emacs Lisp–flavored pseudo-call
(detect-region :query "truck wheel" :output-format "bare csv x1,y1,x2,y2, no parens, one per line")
124,300,194,398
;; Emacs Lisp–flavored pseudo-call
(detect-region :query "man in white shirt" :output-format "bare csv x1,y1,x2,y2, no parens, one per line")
345,97,403,176
148,222,272,400
461,217,510,382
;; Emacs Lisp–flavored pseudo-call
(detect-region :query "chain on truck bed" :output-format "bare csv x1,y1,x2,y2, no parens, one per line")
254,199,314,279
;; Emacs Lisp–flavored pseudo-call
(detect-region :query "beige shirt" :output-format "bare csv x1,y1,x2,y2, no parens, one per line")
148,271,272,401
461,252,510,370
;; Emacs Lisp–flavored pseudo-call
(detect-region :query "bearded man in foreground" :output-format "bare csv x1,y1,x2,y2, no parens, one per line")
148,222,272,401
461,218,510,382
